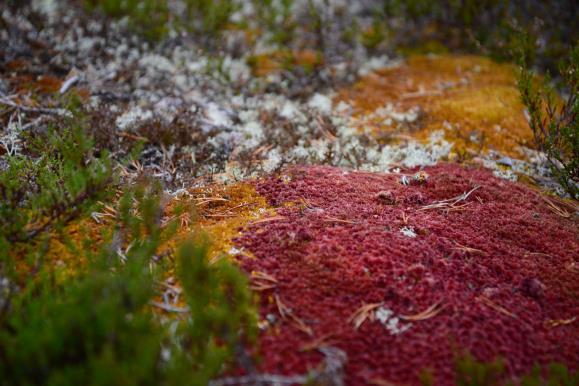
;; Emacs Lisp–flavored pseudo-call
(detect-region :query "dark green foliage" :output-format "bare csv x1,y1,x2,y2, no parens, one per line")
0,111,113,259
520,363,578,386
0,182,165,386
361,13,388,52
382,0,577,73
455,354,506,386
0,247,161,386
84,0,238,44
253,0,296,46
452,354,578,386
84,0,170,41
517,38,578,198
0,179,257,385
183,0,239,39
174,240,257,384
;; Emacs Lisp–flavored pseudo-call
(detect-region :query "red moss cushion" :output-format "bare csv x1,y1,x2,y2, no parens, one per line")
236,164,578,385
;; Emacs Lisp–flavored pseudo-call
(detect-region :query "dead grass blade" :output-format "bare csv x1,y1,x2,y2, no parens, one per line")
348,302,383,330
399,302,446,321
195,197,229,206
250,271,278,291
275,295,313,336
300,333,338,352
477,296,517,319
250,216,286,225
274,294,290,319
453,242,485,254
540,195,571,218
252,271,278,283
420,186,481,211
545,317,576,328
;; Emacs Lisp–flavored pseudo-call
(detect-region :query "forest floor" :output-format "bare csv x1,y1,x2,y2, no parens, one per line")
1,1,577,385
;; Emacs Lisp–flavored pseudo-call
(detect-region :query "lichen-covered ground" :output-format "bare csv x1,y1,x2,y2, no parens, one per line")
1,1,577,385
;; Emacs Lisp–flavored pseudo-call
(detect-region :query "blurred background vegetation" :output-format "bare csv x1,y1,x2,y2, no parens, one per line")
69,0,577,73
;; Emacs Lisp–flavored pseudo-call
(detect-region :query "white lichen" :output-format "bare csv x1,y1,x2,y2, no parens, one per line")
115,106,153,131
375,306,412,335
308,93,333,115
400,226,417,238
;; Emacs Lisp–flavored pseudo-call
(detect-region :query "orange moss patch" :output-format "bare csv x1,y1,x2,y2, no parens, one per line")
336,55,533,158
168,182,274,262
248,49,323,77
10,183,272,286
155,182,273,315
10,217,107,283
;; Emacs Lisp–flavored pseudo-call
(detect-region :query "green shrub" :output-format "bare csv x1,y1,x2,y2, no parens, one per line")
0,107,257,385
84,0,239,44
174,239,257,384
0,111,113,273
0,179,257,385
520,363,578,386
517,39,578,199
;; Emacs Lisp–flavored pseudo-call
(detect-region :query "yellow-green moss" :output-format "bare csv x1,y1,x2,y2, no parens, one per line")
336,54,533,158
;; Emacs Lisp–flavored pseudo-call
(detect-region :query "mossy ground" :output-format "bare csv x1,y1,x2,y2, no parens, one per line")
8,183,272,294
1,2,577,384
336,55,533,159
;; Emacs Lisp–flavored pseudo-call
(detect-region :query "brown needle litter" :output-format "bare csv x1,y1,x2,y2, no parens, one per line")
544,317,576,328
274,295,313,336
420,185,481,211
453,242,485,254
399,302,446,321
540,195,572,218
300,333,338,352
250,216,286,225
477,296,517,319
250,271,278,291
348,302,383,330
